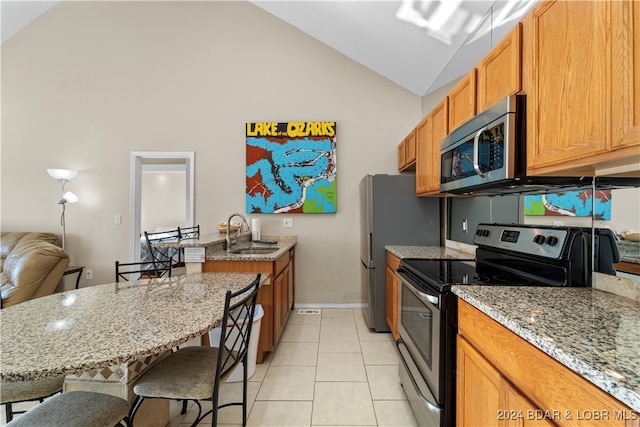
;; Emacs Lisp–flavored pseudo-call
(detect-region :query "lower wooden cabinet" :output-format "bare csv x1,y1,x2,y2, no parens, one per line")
274,249,294,345
385,252,401,341
458,335,554,427
203,247,295,363
457,299,639,427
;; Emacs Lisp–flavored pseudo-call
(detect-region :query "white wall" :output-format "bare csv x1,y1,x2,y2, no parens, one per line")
1,1,424,304
141,171,186,233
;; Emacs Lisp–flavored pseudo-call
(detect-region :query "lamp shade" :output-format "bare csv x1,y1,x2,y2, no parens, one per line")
47,169,77,181
62,191,79,204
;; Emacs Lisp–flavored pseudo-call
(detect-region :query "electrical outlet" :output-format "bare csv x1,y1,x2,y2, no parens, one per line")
86,269,93,280
283,217,294,228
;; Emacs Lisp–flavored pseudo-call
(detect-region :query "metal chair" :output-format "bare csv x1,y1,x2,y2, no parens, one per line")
115,260,172,282
144,229,182,269
1,377,65,422
178,225,200,239
175,225,200,266
130,273,261,427
4,390,131,427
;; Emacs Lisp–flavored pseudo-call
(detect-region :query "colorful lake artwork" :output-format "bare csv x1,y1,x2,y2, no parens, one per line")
524,190,611,220
246,122,337,214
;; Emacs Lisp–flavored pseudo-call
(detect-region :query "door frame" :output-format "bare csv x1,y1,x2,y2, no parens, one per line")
130,151,195,261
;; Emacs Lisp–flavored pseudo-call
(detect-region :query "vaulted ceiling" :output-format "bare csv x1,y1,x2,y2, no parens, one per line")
1,0,537,96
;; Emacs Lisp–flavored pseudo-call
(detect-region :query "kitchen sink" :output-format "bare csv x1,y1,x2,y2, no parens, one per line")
230,247,280,255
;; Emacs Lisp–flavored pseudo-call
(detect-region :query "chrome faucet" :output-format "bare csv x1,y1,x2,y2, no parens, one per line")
226,213,251,252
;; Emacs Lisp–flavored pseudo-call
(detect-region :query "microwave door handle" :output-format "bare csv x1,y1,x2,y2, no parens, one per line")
473,126,488,177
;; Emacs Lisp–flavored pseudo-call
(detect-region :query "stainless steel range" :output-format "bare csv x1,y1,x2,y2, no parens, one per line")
395,223,619,427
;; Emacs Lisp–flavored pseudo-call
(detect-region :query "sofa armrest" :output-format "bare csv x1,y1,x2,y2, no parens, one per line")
1,241,70,308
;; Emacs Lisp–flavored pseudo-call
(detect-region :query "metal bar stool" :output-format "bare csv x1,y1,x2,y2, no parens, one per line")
1,376,65,422
4,390,131,427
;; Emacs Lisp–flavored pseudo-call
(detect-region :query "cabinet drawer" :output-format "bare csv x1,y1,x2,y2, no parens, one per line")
274,250,290,278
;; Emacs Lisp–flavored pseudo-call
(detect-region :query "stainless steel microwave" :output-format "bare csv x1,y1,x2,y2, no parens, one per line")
437,95,633,195
440,95,525,194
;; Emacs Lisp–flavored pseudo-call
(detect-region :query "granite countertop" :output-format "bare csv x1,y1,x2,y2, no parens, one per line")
618,239,640,264
205,235,297,261
385,245,475,260
0,272,268,382
154,233,297,261
452,285,640,411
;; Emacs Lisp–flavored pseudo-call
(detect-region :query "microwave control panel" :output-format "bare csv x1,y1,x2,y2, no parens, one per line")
473,224,568,259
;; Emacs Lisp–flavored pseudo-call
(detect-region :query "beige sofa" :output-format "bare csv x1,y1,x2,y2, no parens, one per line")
1,232,70,308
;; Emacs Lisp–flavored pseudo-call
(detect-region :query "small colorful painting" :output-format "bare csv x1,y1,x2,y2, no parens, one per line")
246,121,337,214
524,190,611,220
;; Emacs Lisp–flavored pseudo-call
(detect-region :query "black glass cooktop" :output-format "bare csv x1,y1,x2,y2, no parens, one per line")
400,258,539,292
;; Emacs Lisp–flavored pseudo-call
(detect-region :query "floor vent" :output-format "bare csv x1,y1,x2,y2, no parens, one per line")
297,309,321,315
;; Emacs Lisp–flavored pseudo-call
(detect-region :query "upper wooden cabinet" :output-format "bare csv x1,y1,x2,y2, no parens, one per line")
398,129,417,172
448,69,477,132
612,0,640,153
398,141,406,170
523,0,640,175
416,97,448,196
477,23,522,112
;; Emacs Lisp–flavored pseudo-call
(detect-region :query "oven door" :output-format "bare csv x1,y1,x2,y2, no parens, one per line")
397,339,442,426
396,269,442,402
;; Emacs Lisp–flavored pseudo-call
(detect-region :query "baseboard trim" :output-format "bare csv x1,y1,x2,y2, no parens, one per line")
294,303,365,309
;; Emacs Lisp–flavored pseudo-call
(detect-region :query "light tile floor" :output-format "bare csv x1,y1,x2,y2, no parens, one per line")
1,308,418,427
170,308,418,427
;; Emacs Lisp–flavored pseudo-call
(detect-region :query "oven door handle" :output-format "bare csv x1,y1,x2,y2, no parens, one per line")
472,126,488,177
396,271,440,307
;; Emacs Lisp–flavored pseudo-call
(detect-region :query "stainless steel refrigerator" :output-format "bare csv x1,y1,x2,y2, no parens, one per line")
359,174,440,332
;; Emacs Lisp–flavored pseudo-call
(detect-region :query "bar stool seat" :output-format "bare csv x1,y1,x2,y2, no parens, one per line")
1,376,65,422
4,391,130,427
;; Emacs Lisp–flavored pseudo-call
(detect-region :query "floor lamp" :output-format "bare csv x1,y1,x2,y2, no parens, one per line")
47,169,78,250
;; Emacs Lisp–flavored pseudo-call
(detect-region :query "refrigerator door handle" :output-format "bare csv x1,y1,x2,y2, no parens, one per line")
368,233,373,265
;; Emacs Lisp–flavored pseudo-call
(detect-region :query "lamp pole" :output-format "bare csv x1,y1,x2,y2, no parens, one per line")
47,169,78,251
58,179,69,250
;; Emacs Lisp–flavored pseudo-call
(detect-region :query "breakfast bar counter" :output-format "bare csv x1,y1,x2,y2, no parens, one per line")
452,286,640,412
0,272,267,383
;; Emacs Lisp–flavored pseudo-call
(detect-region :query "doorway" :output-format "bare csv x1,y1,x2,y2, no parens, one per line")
130,151,195,261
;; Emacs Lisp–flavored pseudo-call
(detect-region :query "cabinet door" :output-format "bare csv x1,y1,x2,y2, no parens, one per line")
405,129,417,165
281,263,291,330
477,23,522,112
416,97,448,196
449,69,477,131
503,383,556,427
524,1,611,171
385,266,398,341
611,0,640,151
385,252,401,341
457,336,502,427
398,140,406,170
273,271,285,345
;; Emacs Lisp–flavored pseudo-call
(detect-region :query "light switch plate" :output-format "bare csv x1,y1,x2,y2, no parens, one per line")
283,218,294,228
